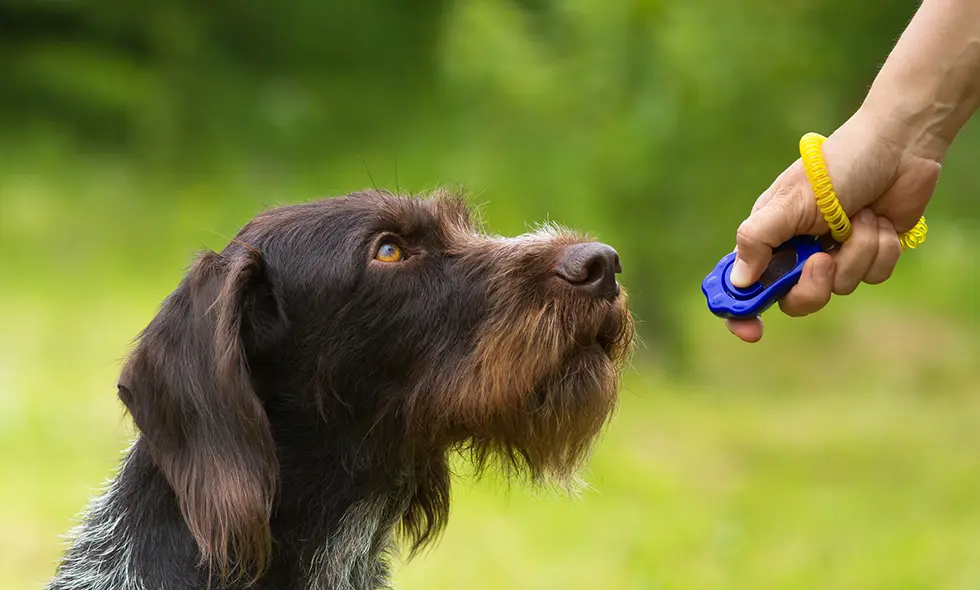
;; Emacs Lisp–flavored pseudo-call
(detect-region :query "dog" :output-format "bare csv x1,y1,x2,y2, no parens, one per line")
47,189,634,590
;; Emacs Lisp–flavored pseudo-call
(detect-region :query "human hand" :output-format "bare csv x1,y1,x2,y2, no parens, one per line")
725,109,942,343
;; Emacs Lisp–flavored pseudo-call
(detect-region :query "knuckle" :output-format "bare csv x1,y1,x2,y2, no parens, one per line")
779,299,812,317
833,259,864,294
864,234,902,285
865,260,897,285
779,286,830,317
735,219,758,248
777,298,805,317
882,233,902,260
853,214,879,246
834,279,860,295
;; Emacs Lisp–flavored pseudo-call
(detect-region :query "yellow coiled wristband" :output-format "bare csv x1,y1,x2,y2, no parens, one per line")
799,132,928,251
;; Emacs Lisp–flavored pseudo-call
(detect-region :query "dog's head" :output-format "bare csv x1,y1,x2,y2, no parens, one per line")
118,190,633,579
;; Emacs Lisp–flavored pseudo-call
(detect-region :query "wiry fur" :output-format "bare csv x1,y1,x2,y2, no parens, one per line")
49,446,145,590
47,190,634,590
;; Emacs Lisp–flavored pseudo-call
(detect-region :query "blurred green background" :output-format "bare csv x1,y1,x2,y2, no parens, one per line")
3,0,980,588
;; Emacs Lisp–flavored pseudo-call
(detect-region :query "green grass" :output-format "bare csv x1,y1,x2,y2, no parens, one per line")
399,384,980,590
3,172,980,588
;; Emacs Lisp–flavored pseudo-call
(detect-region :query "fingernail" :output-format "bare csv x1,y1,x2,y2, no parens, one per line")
730,258,751,287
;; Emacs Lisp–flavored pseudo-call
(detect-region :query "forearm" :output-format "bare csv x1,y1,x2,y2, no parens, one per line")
861,0,980,161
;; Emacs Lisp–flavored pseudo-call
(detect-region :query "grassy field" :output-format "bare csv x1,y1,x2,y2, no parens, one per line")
3,177,980,589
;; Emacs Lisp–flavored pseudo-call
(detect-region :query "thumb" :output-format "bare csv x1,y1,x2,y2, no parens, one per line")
731,183,808,288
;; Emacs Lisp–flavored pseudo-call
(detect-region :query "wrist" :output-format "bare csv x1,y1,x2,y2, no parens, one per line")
852,98,950,163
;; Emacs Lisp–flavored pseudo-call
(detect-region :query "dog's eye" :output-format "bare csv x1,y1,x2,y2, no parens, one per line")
375,242,405,263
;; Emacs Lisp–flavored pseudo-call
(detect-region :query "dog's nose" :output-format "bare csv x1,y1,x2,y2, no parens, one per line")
555,242,622,302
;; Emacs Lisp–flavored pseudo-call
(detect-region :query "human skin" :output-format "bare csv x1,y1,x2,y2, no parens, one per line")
726,0,980,343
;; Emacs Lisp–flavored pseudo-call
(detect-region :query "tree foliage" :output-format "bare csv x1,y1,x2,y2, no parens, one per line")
3,0,975,360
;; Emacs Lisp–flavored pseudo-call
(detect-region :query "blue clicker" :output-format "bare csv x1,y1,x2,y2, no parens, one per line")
701,235,826,319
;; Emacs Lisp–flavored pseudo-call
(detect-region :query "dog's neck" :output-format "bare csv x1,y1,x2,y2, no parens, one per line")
266,407,418,590
48,435,419,590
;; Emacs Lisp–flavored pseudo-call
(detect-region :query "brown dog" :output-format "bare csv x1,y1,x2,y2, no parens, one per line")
48,190,634,590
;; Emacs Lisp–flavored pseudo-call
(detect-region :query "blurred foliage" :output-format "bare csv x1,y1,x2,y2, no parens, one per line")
3,0,980,587
6,0,978,361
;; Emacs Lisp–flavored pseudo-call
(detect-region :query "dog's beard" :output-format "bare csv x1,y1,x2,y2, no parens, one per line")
438,290,634,488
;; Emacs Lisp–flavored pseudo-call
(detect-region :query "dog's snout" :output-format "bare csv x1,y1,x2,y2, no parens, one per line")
554,242,622,302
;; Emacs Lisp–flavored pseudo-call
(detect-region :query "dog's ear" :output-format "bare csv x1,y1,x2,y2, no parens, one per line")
118,246,287,580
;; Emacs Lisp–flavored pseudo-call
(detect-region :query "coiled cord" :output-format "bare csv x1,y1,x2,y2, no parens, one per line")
799,132,928,251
